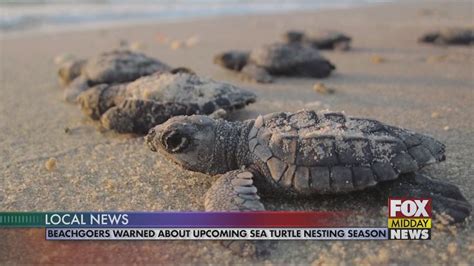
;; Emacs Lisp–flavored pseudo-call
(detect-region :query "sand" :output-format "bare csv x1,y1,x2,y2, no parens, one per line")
1,0,473,264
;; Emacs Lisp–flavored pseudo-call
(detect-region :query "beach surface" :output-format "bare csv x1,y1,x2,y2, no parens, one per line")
1,0,473,264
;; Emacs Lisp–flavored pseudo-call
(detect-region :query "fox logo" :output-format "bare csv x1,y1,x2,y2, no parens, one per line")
388,198,432,218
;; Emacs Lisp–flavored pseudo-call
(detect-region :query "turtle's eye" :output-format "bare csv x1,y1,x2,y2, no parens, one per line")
162,130,190,153
145,128,157,152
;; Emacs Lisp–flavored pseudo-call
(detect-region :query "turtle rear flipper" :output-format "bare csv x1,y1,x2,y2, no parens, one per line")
377,173,471,224
240,65,273,83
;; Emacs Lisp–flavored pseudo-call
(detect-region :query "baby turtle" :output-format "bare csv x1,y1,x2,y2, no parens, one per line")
147,110,471,223
58,50,172,102
419,28,474,45
78,72,256,134
213,43,335,83
283,30,352,51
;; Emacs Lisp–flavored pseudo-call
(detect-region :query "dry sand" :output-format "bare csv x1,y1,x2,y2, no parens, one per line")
1,0,473,264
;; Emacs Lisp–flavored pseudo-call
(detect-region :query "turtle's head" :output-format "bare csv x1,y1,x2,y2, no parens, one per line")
419,33,439,43
213,51,249,71
146,115,220,174
57,59,86,86
283,30,305,43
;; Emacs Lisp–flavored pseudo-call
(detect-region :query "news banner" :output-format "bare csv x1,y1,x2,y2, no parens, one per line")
0,198,432,241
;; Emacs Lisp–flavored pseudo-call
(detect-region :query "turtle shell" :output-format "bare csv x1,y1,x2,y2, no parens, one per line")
305,31,352,50
123,72,256,114
309,31,351,42
248,43,332,74
436,28,473,44
83,50,171,85
248,110,445,194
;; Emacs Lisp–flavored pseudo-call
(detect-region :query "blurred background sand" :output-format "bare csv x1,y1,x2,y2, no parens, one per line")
1,0,473,264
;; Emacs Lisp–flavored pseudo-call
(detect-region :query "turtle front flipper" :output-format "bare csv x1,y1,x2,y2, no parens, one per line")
78,83,127,120
377,173,471,224
63,76,90,103
205,170,270,257
100,99,192,134
204,170,264,211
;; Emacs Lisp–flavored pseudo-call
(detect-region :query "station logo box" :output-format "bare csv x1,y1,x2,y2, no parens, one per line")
388,198,432,240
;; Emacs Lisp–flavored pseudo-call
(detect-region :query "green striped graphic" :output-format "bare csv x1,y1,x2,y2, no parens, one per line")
0,212,45,227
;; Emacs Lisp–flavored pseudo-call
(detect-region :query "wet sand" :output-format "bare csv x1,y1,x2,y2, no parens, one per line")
1,0,473,264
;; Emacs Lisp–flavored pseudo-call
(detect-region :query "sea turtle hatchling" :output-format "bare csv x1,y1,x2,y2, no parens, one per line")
78,71,256,134
283,30,352,51
419,28,474,45
213,43,335,83
57,50,172,102
146,110,471,223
